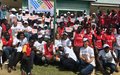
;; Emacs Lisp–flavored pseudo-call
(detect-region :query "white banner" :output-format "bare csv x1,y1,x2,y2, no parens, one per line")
28,0,54,15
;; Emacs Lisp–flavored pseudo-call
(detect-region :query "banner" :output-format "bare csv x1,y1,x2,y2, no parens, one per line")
28,0,54,15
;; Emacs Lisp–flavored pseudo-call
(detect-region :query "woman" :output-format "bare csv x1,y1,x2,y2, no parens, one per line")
12,32,28,70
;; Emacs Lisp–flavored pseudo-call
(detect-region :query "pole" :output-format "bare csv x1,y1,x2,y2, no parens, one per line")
53,0,56,44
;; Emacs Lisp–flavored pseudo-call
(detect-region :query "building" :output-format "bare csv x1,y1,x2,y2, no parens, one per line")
0,0,22,8
91,0,120,13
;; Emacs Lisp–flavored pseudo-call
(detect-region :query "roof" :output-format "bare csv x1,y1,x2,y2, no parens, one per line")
95,0,120,4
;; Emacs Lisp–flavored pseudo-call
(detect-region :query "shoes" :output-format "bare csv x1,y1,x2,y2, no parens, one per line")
8,67,11,73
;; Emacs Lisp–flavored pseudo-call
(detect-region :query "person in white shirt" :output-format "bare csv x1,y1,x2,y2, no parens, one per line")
23,21,32,40
61,33,72,48
34,35,46,65
79,38,95,75
58,45,77,71
99,44,118,75
12,32,28,70
115,28,120,64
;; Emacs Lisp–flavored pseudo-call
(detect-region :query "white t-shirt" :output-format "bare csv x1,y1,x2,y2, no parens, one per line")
55,39,62,48
13,37,28,52
99,50,117,64
23,26,32,32
115,34,120,50
64,47,77,61
34,41,46,53
80,46,95,66
0,26,2,38
61,38,72,47
11,24,24,36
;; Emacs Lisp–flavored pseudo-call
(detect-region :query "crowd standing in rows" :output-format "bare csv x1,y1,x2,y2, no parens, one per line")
0,6,120,75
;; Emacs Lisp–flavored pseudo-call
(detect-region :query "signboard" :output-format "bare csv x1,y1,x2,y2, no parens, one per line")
28,0,54,15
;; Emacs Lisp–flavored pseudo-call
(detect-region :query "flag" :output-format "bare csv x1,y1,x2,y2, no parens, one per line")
42,0,53,9
30,0,40,9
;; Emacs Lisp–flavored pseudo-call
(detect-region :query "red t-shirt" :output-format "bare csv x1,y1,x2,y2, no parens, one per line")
84,32,93,47
103,33,115,50
1,23,6,32
57,27,64,36
44,44,53,56
2,35,13,46
94,33,103,49
74,31,84,47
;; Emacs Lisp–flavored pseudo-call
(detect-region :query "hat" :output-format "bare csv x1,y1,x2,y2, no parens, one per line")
64,14,67,16
103,44,110,48
71,14,74,16
44,35,50,39
63,32,68,36
38,18,42,21
22,11,25,13
24,21,28,24
19,8,22,11
44,24,48,27
34,23,37,26
11,8,17,12
83,38,88,42
38,35,43,38
25,9,29,12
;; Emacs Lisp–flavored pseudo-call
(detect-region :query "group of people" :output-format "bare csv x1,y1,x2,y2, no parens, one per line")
0,7,120,75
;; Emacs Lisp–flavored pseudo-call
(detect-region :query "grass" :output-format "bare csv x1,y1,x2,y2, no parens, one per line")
0,64,120,75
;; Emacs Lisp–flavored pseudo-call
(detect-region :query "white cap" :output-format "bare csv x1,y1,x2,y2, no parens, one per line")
19,8,22,11
25,9,29,12
92,13,96,15
22,11,25,13
38,18,42,21
103,44,110,48
24,21,28,24
38,35,43,38
34,23,37,26
63,32,68,36
71,14,74,16
64,14,67,16
37,11,40,14
83,38,88,42
11,8,17,12
67,12,70,14
44,35,50,39
44,24,48,27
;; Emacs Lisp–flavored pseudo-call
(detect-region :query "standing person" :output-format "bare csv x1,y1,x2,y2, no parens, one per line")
21,38,35,75
79,38,95,75
73,26,84,59
115,28,120,64
99,44,118,75
94,27,104,50
103,27,115,50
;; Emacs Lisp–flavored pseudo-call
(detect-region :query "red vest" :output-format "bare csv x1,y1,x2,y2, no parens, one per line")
44,44,53,56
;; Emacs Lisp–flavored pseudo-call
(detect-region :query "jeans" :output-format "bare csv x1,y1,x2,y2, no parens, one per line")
79,60,94,75
3,46,13,59
102,62,116,74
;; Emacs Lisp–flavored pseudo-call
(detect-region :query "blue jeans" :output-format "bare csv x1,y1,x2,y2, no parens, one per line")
3,46,14,59
79,60,94,75
102,62,116,74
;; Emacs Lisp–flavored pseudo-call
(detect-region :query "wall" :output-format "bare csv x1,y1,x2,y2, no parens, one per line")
1,0,22,8
57,0,90,14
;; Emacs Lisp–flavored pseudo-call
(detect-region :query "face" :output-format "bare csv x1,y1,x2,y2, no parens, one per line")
83,41,89,48
20,33,25,40
29,39,35,47
86,27,91,34
104,47,109,53
56,34,60,40
63,34,67,40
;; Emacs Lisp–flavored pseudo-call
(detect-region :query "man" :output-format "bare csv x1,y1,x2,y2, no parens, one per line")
115,28,120,64
79,38,95,75
34,35,46,65
99,44,118,75
21,38,35,75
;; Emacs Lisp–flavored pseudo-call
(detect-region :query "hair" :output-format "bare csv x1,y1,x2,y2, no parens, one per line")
17,32,25,39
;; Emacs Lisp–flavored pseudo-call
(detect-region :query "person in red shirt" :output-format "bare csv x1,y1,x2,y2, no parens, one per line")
73,26,84,58
21,38,35,75
57,22,65,37
2,31,13,72
43,40,54,64
1,19,8,32
103,27,115,50
94,27,104,50
84,26,93,47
